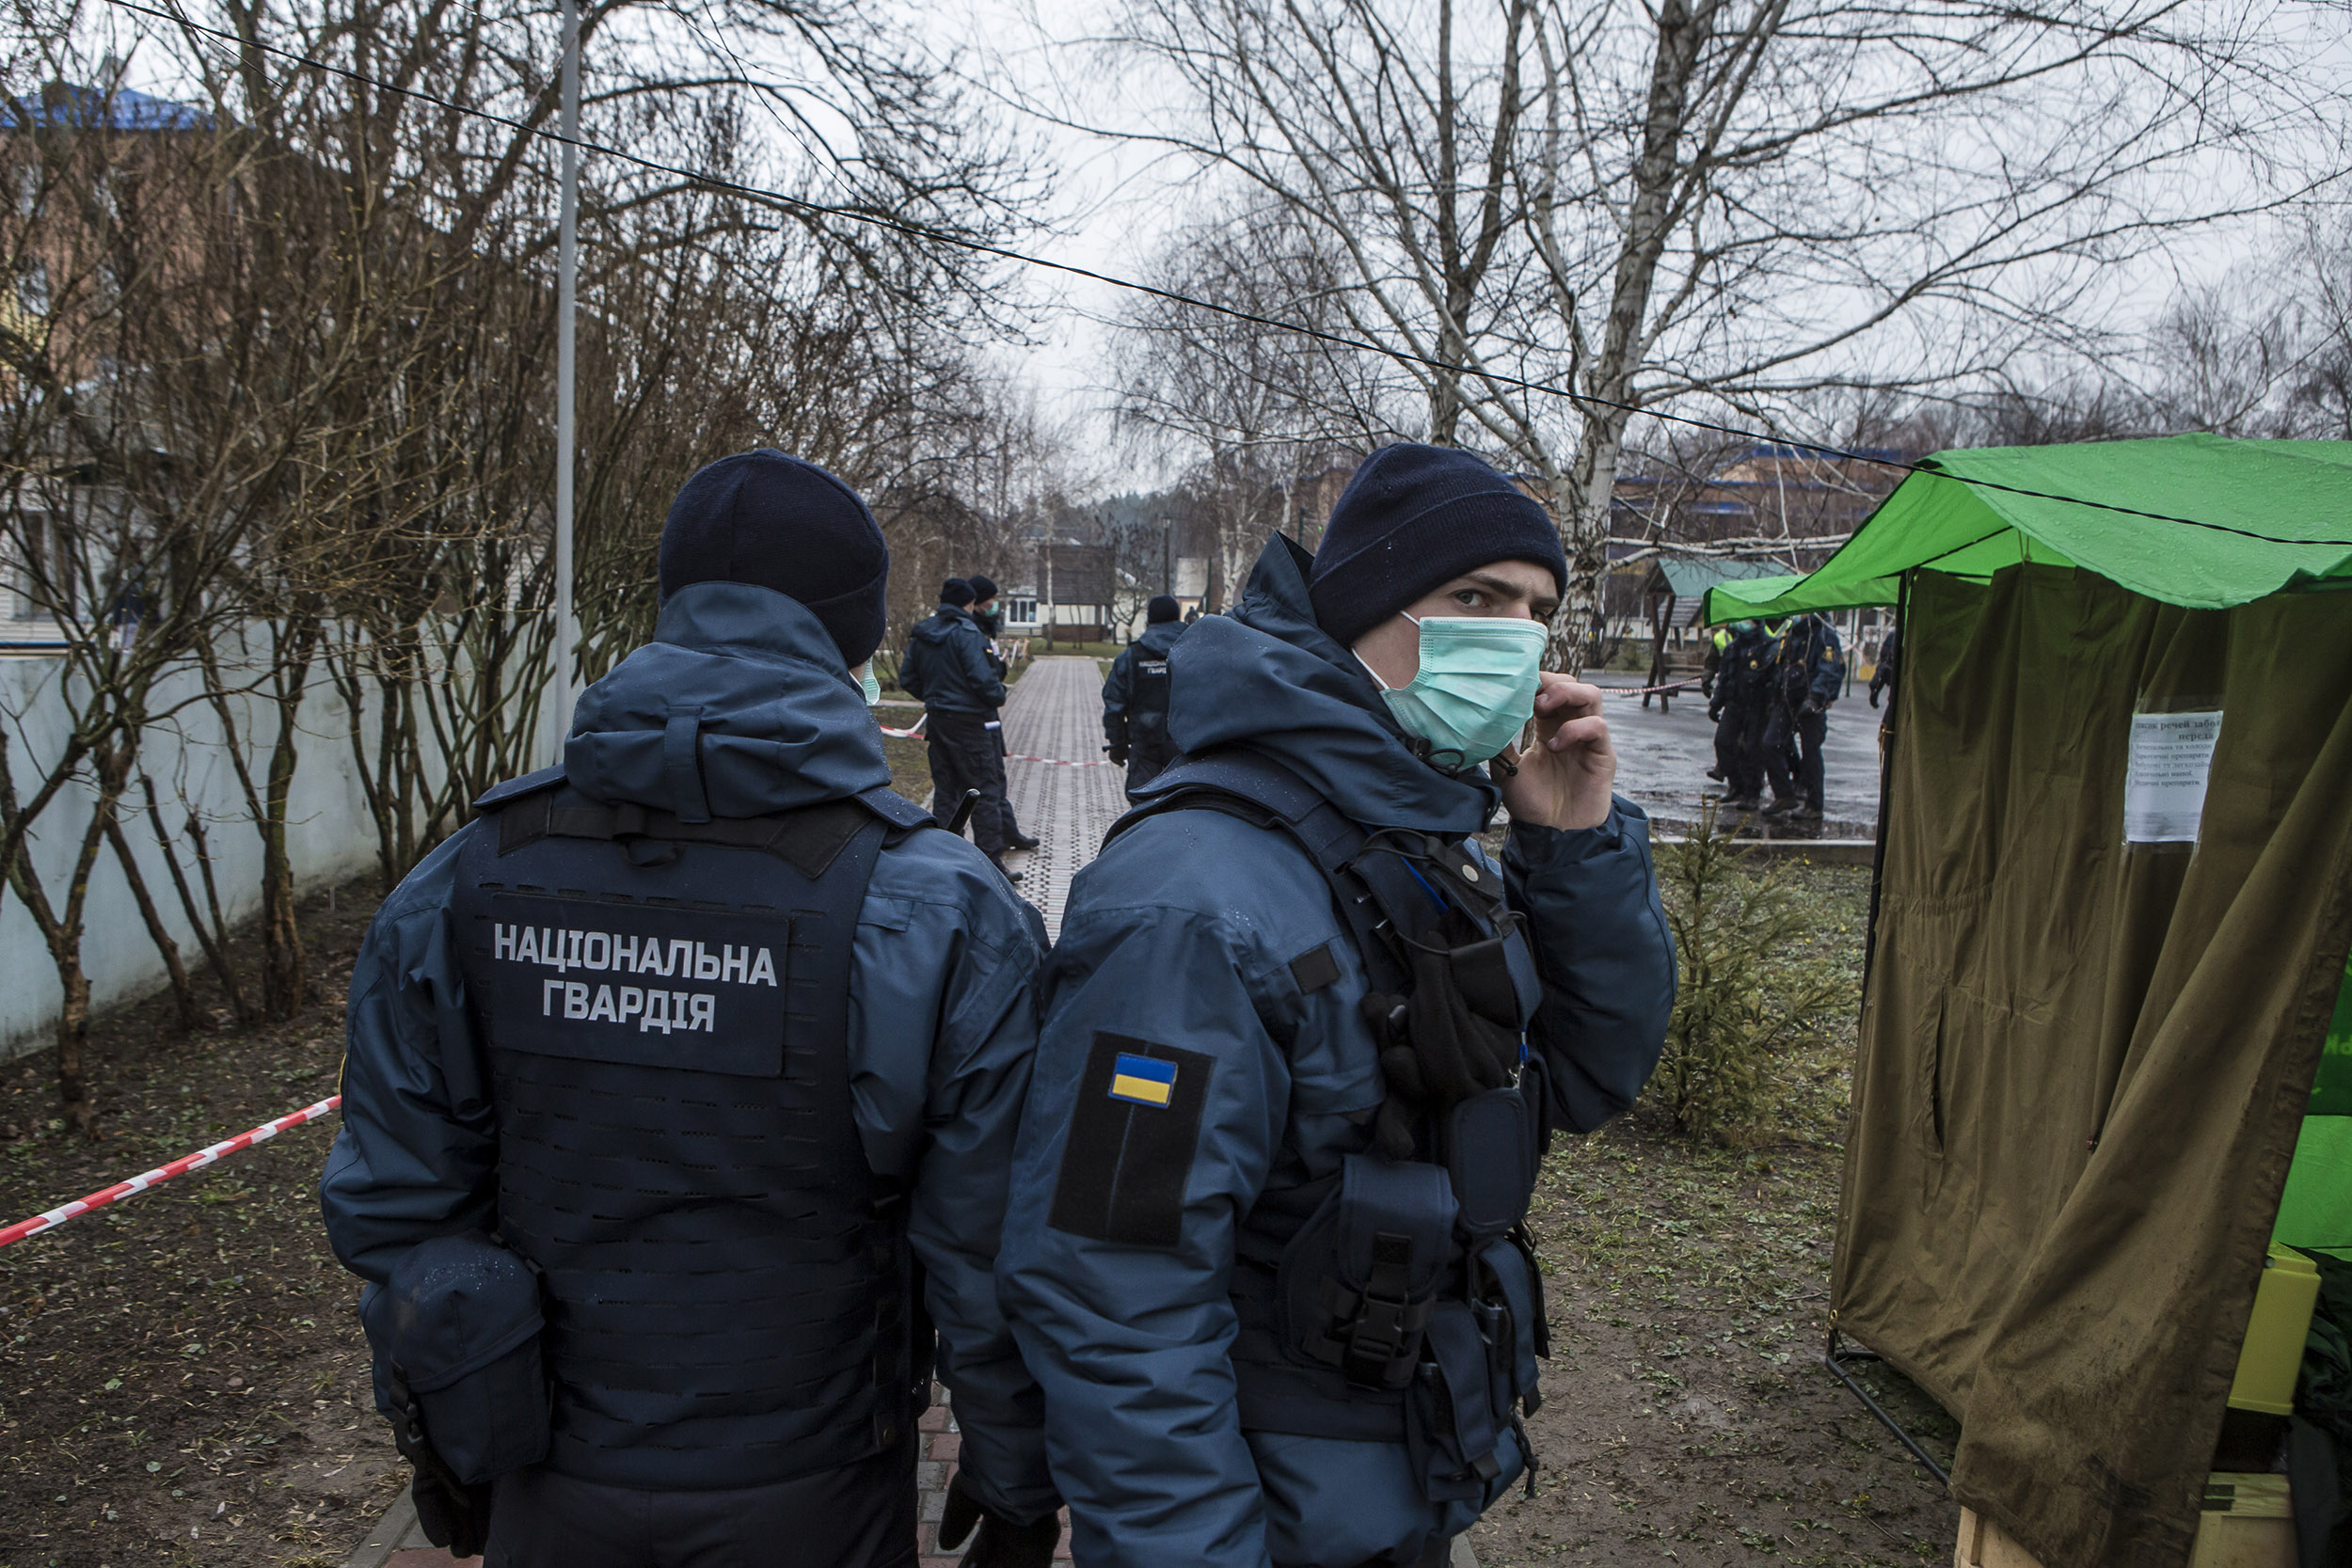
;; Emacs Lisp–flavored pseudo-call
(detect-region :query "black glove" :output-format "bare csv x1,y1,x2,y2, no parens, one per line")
1708,704,1723,722
402,1445,494,1558
938,1474,1060,1567
1803,697,1825,718
1867,688,1880,708
1106,742,1129,765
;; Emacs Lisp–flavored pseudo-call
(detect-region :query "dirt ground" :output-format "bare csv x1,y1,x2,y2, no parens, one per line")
0,797,1959,1568
1468,863,1960,1567
0,884,405,1568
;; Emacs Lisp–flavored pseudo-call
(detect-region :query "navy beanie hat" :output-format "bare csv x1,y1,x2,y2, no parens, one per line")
966,574,999,603
1308,443,1566,648
658,450,889,666
940,578,976,608
1147,594,1182,624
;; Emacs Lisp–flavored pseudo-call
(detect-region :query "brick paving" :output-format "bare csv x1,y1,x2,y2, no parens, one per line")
998,657,1129,939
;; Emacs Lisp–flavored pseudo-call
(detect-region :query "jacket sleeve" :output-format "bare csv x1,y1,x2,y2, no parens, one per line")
877,885,1059,1525
998,906,1288,1568
1503,797,1676,1135
958,624,1009,710
898,632,928,701
1811,626,1846,705
318,833,498,1284
1101,650,1133,745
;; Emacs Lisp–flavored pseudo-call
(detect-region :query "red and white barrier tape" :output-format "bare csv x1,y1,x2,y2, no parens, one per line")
879,718,927,739
1603,677,1703,698
0,1094,342,1249
1007,753,1118,768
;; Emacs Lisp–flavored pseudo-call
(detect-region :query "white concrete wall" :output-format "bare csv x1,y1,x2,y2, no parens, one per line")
1,644,388,1062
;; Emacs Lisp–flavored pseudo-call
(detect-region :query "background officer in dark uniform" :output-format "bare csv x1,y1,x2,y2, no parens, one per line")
965,573,1041,853
321,451,1059,1568
1761,612,1843,821
899,578,1020,877
1100,594,1186,797
1706,619,1771,809
1001,444,1676,1568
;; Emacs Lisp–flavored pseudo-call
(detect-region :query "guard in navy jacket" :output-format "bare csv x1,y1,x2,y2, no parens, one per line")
1761,613,1844,821
322,451,1059,1568
901,578,1019,873
1001,444,1676,1568
1101,594,1187,796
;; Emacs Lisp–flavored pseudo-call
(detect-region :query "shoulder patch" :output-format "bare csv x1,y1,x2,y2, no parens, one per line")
1048,1032,1213,1249
1288,942,1343,994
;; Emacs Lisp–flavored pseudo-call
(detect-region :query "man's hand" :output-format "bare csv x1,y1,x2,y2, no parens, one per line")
1105,742,1129,766
939,1474,1060,1567
1496,673,1615,831
1867,688,1880,709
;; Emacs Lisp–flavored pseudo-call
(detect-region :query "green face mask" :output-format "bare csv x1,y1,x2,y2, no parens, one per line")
1359,612,1549,768
857,662,882,705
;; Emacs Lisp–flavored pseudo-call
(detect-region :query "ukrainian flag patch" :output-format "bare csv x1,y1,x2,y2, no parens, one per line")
1108,1053,1177,1108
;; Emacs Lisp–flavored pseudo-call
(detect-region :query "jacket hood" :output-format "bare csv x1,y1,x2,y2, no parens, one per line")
564,580,889,816
1135,619,1185,656
911,606,975,646
1166,534,1499,834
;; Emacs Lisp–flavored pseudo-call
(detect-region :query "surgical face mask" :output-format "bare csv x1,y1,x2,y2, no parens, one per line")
1357,611,1548,768
856,661,882,705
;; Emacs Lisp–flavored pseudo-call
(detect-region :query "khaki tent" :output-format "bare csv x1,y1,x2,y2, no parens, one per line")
1703,435,2352,1568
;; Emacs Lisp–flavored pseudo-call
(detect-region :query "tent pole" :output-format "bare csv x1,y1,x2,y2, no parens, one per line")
1861,570,1911,1000
1823,1328,1952,1486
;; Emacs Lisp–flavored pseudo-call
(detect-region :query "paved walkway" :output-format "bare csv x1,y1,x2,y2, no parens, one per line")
998,657,1128,938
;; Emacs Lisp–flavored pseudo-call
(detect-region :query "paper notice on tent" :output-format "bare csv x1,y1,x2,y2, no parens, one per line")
2123,710,2223,842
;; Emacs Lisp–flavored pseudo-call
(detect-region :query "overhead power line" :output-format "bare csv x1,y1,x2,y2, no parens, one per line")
99,0,2352,553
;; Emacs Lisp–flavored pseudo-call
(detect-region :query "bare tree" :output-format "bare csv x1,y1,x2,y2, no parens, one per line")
1108,205,1397,605
1107,0,2339,665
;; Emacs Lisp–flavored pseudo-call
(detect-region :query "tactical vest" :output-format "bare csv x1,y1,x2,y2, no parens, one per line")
451,767,938,1492
1112,751,1551,1507
1128,648,1177,768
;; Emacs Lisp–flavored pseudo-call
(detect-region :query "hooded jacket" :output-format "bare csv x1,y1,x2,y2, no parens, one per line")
999,537,1676,1568
320,581,1056,1521
899,602,1008,715
1101,617,1186,747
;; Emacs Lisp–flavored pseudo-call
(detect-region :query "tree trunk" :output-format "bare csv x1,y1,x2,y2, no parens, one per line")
103,812,199,1035
1543,0,1708,674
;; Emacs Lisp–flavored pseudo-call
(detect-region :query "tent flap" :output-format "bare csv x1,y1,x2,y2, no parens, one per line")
1833,565,2352,1568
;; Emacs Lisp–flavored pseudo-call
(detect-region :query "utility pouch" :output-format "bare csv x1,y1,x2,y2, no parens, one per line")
362,1232,549,1486
1407,1301,1511,1503
1284,1154,1457,1390
1443,1086,1535,1244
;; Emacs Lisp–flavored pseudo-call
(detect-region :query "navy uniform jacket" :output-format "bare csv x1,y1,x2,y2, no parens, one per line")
318,583,1057,1522
900,604,1008,715
1773,616,1844,710
998,539,1677,1567
1101,618,1185,747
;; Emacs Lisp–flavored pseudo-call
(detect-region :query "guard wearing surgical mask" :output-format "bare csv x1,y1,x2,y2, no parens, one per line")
1000,443,1677,1568
322,451,1061,1568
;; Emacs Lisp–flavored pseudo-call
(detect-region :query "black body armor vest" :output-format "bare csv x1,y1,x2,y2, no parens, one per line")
452,768,937,1491
1129,650,1177,770
1112,752,1551,1506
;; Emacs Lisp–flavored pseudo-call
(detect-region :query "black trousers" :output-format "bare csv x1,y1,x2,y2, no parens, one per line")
1763,705,1829,810
924,707,1009,854
993,722,1027,839
1348,1541,1454,1568
1712,704,1764,798
483,1437,917,1568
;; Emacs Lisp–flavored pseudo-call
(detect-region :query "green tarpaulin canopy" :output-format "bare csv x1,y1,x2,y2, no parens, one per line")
1702,434,2352,623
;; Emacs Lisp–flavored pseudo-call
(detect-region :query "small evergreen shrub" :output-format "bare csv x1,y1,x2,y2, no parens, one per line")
1648,803,1851,1146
